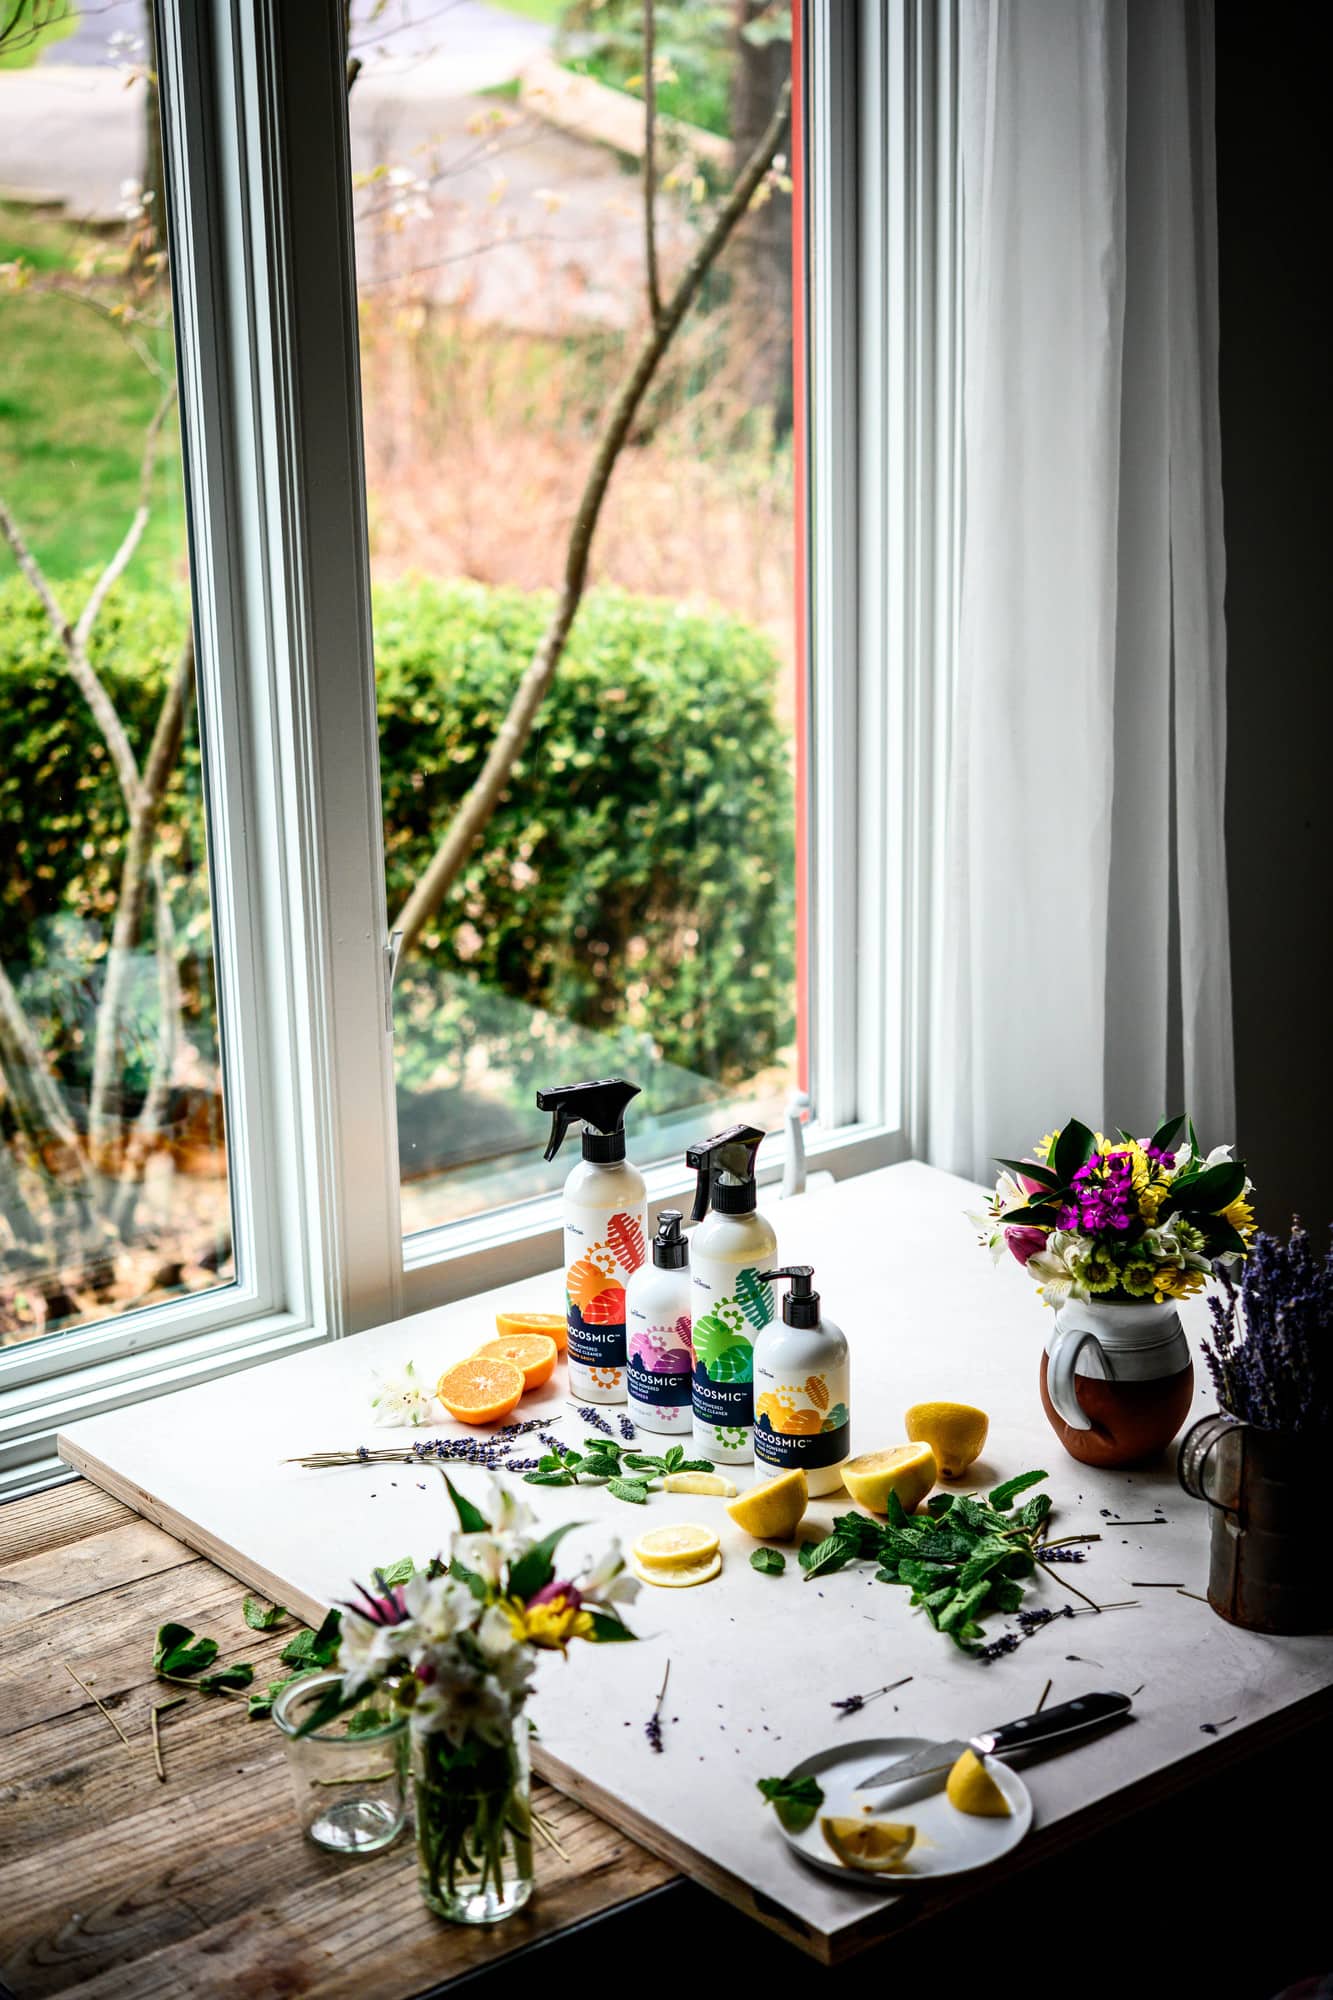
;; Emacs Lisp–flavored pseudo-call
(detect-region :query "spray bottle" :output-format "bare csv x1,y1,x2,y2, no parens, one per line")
537,1077,647,1404
624,1210,693,1435
752,1266,851,1495
685,1124,777,1463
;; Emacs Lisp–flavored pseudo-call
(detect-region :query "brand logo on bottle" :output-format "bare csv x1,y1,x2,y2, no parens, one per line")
754,1374,849,1471
627,1317,691,1408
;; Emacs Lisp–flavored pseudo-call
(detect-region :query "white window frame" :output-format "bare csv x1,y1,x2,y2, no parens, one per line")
1,0,959,1493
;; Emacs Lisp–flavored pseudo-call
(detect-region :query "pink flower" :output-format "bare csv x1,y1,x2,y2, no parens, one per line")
1005,1225,1048,1267
526,1578,582,1612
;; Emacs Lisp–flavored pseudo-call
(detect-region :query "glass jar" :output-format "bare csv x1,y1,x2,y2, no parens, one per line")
412,1715,534,1923
273,1670,407,1854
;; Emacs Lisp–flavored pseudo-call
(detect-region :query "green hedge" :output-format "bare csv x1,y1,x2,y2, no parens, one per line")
0,574,794,1111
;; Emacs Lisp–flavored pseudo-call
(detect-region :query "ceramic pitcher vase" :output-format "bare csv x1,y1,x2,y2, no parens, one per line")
1039,1299,1194,1468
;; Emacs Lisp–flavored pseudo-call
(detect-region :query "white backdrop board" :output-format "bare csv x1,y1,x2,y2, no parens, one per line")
59,1164,1333,1962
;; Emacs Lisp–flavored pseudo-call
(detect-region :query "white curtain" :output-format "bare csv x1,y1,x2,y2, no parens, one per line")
930,0,1233,1181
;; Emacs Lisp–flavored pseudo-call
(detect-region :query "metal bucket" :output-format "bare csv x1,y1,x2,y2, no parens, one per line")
1178,1414,1329,1635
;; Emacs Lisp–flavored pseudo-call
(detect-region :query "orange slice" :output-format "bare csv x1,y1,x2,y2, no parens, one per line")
436,1356,524,1426
474,1333,558,1393
496,1309,568,1356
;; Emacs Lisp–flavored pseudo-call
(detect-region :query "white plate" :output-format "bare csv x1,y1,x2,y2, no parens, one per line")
775,1735,1032,1884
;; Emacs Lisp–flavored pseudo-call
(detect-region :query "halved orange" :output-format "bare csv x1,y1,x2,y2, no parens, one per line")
496,1308,568,1356
436,1356,524,1426
474,1332,558,1394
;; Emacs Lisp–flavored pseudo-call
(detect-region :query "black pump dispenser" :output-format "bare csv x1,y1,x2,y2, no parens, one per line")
652,1209,688,1269
686,1123,766,1222
758,1265,820,1328
537,1077,640,1164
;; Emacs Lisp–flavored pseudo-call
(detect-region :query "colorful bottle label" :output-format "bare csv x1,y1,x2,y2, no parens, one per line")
563,1207,646,1398
754,1370,851,1471
627,1313,693,1405
690,1263,775,1457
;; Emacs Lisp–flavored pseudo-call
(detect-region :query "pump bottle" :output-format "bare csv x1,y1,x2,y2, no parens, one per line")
537,1077,647,1404
685,1124,777,1463
752,1265,851,1495
625,1210,692,1434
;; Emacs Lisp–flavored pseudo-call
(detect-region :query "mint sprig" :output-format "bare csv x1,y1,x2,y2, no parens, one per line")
523,1438,715,1502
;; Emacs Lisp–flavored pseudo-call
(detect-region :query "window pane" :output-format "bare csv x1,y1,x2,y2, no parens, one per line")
350,0,799,1229
0,23,233,1345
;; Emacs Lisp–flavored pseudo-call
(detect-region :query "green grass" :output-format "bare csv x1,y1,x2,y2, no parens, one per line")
485,0,568,24
0,207,187,589
0,0,75,70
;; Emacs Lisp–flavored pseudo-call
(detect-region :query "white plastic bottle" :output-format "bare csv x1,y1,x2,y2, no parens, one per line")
625,1210,693,1434
751,1265,851,1496
684,1125,777,1464
536,1078,647,1404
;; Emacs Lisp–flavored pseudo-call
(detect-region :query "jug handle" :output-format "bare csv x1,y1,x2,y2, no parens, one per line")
1046,1325,1102,1431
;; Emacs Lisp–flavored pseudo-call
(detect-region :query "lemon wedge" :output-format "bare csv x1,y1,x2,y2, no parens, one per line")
840,1442,936,1515
632,1522,720,1571
945,1749,1012,1818
905,1401,990,1481
820,1817,916,1871
726,1467,808,1541
662,1471,738,1497
631,1551,722,1589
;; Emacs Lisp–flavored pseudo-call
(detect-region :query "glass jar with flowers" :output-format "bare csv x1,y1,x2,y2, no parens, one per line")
976,1115,1254,1467
1178,1222,1332,1634
296,1475,637,1923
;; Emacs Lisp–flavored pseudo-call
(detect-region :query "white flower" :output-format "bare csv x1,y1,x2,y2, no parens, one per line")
370,1359,436,1427
484,1476,535,1545
414,1652,527,1747
475,1602,522,1665
338,1608,413,1697
1027,1231,1079,1308
453,1531,508,1590
581,1540,640,1608
403,1570,475,1642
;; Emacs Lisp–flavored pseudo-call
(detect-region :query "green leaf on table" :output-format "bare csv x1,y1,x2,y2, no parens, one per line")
443,1475,490,1535
345,1705,393,1736
957,1539,1013,1592
154,1622,219,1678
750,1547,786,1576
622,1452,664,1474
989,1470,1048,1510
672,1459,717,1474
243,1596,289,1631
664,1445,685,1472
800,1533,855,1581
199,1661,254,1694
524,1468,575,1487
247,1674,301,1720
607,1478,652,1505
279,1608,342,1669
757,1772,824,1834
1014,1492,1053,1531
884,1488,909,1529
377,1558,415,1589
925,1491,955,1517
584,1609,637,1643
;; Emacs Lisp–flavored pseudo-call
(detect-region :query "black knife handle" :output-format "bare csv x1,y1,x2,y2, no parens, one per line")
972,1690,1132,1759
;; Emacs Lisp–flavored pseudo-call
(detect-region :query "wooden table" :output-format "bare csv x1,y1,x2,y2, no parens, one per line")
0,1482,673,1999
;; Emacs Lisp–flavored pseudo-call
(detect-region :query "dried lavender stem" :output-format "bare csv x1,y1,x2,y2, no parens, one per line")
150,1696,184,1783
63,1661,131,1747
1035,1557,1103,1613
1036,1678,1052,1713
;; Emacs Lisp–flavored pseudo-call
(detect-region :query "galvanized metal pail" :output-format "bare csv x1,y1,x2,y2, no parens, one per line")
1178,1414,1328,1635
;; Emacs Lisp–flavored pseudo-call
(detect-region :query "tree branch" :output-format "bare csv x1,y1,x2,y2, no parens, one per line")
643,0,662,326
392,73,791,958
75,386,176,652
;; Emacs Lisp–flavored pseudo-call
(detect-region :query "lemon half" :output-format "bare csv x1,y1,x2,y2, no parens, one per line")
840,1442,936,1515
631,1551,723,1589
820,1816,916,1871
632,1522,719,1571
905,1401,990,1481
726,1467,808,1541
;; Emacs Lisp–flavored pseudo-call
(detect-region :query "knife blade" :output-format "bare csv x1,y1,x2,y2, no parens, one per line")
856,1689,1133,1789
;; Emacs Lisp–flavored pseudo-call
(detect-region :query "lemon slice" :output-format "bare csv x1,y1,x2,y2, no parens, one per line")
630,1551,723,1589
726,1467,808,1540
632,1522,720,1570
820,1817,916,1871
662,1471,738,1497
945,1748,1012,1818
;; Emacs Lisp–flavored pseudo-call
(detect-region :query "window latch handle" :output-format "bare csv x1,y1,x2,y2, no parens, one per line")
383,929,403,1034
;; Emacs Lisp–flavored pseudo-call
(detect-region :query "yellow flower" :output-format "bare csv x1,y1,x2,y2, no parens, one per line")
1033,1131,1057,1164
507,1593,595,1652
1153,1266,1205,1303
1138,1181,1168,1225
1221,1194,1256,1242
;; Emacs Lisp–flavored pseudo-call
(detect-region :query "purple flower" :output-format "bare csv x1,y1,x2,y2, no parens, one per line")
1005,1224,1048,1266
527,1578,583,1612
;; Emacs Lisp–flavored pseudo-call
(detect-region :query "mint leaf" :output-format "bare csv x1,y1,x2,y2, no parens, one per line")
199,1661,254,1693
154,1622,219,1678
800,1533,855,1581
672,1458,717,1474
345,1705,392,1736
247,1674,301,1720
664,1445,685,1472
243,1596,289,1631
377,1558,415,1588
989,1470,1048,1510
524,1468,576,1486
757,1772,824,1833
279,1608,342,1669
607,1478,652,1504
750,1548,786,1576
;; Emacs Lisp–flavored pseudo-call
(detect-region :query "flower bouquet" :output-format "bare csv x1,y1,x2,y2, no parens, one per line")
977,1116,1255,1467
301,1475,637,1924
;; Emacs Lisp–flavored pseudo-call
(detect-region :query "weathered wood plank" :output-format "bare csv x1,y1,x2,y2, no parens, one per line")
0,1484,674,1998
0,1483,131,1563
0,1518,195,1629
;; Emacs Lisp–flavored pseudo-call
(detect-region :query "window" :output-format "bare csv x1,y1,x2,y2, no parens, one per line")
349,4,802,1233
0,0,952,1494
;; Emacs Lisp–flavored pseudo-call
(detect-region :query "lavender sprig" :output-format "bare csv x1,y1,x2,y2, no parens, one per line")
645,1659,670,1753
1202,1223,1333,1436
830,1674,912,1718
570,1403,617,1437
618,1414,637,1441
